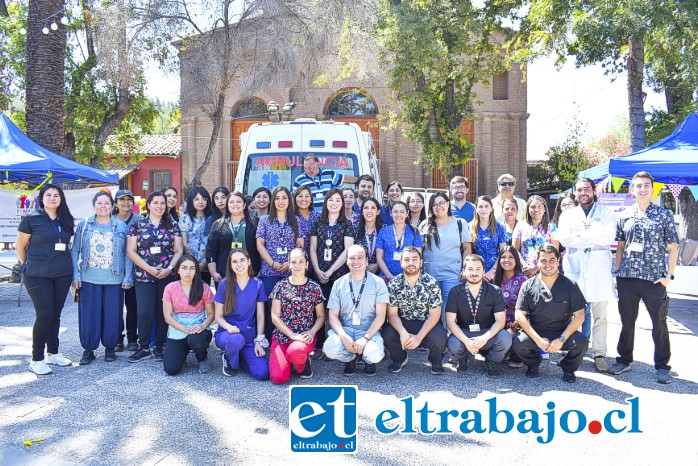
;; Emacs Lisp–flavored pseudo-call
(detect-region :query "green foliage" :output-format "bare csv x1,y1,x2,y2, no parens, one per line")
376,0,520,177
151,99,180,134
646,105,698,147
0,0,27,110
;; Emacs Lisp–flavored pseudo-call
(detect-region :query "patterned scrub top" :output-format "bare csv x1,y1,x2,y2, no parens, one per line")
513,222,558,267
269,278,325,344
296,211,320,257
128,216,181,283
179,213,208,262
256,215,298,278
387,272,442,321
472,222,507,271
311,219,355,281
500,273,527,329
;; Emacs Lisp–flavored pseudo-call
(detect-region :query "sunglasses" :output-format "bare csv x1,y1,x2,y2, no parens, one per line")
499,182,515,187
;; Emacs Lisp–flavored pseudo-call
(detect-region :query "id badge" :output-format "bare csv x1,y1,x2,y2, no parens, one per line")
628,243,644,253
55,243,66,251
352,311,361,326
231,242,242,249
469,323,480,332
324,248,332,261
276,247,288,256
393,251,402,261
150,246,161,254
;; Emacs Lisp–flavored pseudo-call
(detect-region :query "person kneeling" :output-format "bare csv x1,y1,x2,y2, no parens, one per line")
324,245,389,376
162,255,215,375
512,245,589,383
446,255,512,377
384,247,447,375
269,248,326,384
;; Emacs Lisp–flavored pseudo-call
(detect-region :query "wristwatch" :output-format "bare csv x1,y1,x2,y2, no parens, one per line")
559,335,567,344
665,274,675,280
167,265,174,273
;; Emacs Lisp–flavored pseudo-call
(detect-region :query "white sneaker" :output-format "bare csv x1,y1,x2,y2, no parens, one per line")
46,353,72,367
29,360,53,375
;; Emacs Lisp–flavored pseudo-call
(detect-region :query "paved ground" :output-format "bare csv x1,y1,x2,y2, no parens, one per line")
1,281,697,465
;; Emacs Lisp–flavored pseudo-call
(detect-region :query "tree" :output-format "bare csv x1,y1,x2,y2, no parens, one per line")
0,0,25,111
376,0,520,179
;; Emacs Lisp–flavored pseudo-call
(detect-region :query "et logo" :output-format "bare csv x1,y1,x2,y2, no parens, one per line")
289,386,357,453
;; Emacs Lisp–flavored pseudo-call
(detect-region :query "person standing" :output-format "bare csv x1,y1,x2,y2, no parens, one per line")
492,173,527,223
470,196,507,281
164,186,180,223
353,174,388,222
251,187,271,219
179,186,212,284
383,181,404,225
72,190,133,365
384,247,447,375
203,186,230,236
354,198,383,275
17,184,75,375
607,172,679,384
449,176,476,222
294,186,320,260
513,245,588,383
293,154,357,211
513,195,560,277
342,187,360,226
126,191,184,363
406,192,426,229
557,178,617,372
376,201,423,280
113,189,142,352
501,198,520,246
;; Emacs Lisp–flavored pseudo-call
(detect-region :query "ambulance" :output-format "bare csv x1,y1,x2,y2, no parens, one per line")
235,119,383,196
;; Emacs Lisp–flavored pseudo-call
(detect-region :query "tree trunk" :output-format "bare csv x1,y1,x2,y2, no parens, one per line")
192,92,225,187
679,189,698,241
26,0,68,157
627,36,645,153
663,72,694,115
0,0,9,17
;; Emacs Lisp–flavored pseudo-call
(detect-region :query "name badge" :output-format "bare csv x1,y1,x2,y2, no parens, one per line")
150,246,161,254
324,248,332,261
628,243,644,253
277,247,288,256
469,323,481,332
55,243,66,252
231,242,242,249
352,311,361,326
392,251,402,261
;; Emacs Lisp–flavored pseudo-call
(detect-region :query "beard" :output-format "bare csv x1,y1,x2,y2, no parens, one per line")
465,276,483,285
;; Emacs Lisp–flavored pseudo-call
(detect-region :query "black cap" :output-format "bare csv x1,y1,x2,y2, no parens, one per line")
115,189,134,200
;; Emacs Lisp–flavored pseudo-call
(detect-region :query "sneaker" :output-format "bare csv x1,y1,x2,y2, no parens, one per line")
607,362,631,375
508,360,524,368
153,346,164,361
221,353,236,377
562,371,577,383
310,348,325,361
364,363,377,377
300,359,313,379
127,349,152,363
431,363,445,375
343,358,357,376
46,353,72,367
525,364,540,378
199,360,211,374
114,341,125,353
29,360,52,375
127,342,139,352
104,349,116,362
486,361,500,378
457,357,469,373
657,369,672,384
79,350,96,365
594,356,609,372
388,357,409,374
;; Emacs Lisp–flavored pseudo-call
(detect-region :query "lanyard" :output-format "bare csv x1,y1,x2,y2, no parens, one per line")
349,275,368,310
365,230,377,258
227,219,245,243
466,284,483,322
48,216,62,241
393,225,405,250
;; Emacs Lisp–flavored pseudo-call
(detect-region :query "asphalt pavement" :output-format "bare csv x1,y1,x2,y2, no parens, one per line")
1,281,697,465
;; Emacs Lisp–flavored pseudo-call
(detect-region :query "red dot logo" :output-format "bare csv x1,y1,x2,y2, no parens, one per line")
588,420,602,434
339,444,344,449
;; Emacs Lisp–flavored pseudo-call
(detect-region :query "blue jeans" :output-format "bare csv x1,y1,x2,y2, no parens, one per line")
582,303,592,340
438,279,461,328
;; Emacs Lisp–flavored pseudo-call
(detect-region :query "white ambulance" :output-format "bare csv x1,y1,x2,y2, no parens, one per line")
235,119,382,196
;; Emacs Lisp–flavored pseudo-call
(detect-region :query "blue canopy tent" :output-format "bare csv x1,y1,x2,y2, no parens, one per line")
0,113,118,186
578,160,610,183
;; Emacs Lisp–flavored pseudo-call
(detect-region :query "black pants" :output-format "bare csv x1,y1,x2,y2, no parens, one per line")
163,331,213,375
316,280,334,349
617,277,671,370
135,277,173,350
383,318,447,365
120,286,138,344
513,330,588,373
24,275,72,361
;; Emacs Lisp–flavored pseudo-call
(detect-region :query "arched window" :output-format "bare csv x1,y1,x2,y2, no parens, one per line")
326,89,377,117
233,98,267,119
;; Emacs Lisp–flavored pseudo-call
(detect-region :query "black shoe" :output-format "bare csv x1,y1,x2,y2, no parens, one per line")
562,371,577,383
221,353,236,377
388,357,409,373
300,358,313,379
525,364,540,378
127,349,152,363
153,346,164,361
457,357,469,373
114,341,125,353
486,361,500,378
104,349,116,362
79,350,95,365
431,363,445,375
364,363,377,377
127,342,139,352
343,358,357,376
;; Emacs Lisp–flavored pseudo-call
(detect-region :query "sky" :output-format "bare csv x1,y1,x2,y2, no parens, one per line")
145,55,668,163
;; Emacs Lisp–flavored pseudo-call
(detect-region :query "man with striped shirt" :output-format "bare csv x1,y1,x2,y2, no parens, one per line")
293,154,356,211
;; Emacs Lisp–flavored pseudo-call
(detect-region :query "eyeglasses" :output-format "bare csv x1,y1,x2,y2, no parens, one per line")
433,201,448,209
560,203,576,208
499,182,515,187
451,185,467,191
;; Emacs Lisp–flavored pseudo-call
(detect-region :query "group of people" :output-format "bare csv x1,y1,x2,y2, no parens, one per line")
16,157,679,385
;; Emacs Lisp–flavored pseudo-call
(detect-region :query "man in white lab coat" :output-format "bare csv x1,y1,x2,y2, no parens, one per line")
557,178,618,372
